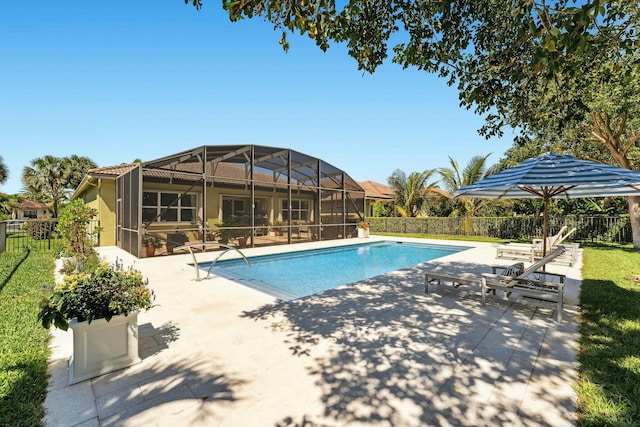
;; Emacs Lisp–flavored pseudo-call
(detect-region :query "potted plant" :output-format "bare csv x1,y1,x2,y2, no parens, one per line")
38,262,155,384
216,214,250,245
269,219,283,237
357,221,370,238
143,234,161,257
165,230,188,254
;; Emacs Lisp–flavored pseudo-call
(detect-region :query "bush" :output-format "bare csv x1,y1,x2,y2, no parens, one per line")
24,220,57,240
57,200,101,259
38,262,154,330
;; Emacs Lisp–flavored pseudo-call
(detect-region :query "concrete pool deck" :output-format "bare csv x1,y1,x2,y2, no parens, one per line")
44,237,581,426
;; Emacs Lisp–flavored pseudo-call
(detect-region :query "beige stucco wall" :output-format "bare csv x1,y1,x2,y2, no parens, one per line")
80,179,117,246
80,178,317,248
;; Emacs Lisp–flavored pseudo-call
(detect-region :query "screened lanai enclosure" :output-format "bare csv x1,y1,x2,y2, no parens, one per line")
117,145,366,257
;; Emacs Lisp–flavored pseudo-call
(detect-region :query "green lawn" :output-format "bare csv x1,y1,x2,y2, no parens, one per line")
0,240,638,426
577,244,640,426
0,250,54,427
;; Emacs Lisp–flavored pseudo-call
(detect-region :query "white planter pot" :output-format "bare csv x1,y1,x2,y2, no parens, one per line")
68,313,141,384
357,228,370,238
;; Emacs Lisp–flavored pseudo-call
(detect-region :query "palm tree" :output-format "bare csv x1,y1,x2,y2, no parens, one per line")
22,155,98,218
22,155,65,218
62,155,97,191
438,154,493,217
387,169,438,217
0,155,8,184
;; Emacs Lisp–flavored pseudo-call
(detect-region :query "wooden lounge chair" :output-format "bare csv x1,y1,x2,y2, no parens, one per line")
425,247,567,321
496,227,577,263
481,247,566,321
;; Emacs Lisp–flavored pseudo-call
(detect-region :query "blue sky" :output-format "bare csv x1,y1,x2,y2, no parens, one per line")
0,1,515,195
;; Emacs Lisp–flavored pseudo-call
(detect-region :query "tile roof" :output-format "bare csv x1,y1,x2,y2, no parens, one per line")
358,180,395,200
17,200,50,210
86,164,138,177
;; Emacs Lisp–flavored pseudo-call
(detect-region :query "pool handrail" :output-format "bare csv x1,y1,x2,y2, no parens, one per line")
173,242,251,281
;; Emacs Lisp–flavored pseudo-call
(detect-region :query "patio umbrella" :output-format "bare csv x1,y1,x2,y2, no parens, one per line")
454,152,640,255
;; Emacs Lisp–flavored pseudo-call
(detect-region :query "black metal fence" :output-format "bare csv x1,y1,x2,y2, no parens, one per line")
0,219,101,254
368,215,633,244
1,216,632,255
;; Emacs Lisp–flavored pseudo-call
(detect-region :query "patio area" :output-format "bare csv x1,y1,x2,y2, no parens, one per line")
43,237,581,427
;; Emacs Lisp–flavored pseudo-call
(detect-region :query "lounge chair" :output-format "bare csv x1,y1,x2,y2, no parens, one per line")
425,247,567,321
481,247,566,321
496,226,577,263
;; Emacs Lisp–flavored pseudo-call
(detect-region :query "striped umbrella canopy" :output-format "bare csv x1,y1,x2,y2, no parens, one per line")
454,152,640,255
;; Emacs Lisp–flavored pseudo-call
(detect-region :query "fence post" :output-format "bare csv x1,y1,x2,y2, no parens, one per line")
0,222,5,254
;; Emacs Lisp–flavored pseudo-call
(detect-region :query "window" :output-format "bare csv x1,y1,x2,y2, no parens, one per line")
222,197,248,220
282,199,310,221
23,210,38,219
142,192,197,223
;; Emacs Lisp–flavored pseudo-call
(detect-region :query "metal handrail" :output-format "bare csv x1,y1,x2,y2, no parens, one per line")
173,242,251,281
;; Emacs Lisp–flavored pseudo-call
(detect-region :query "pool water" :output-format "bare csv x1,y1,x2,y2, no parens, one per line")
203,241,470,300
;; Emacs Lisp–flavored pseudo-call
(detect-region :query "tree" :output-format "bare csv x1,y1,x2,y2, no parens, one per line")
22,155,65,218
187,1,637,122
22,155,97,218
387,169,438,217
438,154,493,217
0,156,7,184
190,0,640,245
63,155,98,191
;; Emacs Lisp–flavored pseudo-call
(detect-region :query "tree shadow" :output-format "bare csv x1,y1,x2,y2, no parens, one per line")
0,248,30,293
242,263,578,426
138,320,180,359
44,318,245,426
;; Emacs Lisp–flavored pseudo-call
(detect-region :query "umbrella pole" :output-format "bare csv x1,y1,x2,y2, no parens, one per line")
542,196,549,258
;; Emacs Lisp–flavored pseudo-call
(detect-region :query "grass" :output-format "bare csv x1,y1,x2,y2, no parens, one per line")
0,250,54,427
576,243,640,426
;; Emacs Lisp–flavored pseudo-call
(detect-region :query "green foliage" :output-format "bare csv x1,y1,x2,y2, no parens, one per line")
438,154,493,217
0,155,7,184
372,200,391,217
387,168,438,217
23,220,57,241
0,250,53,427
189,1,638,143
577,245,640,426
38,262,154,330
22,155,97,218
57,200,100,260
216,214,251,241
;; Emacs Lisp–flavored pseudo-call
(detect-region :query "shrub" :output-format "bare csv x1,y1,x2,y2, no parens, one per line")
57,200,101,259
38,262,154,330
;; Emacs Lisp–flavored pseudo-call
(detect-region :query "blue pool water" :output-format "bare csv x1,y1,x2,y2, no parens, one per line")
203,241,470,300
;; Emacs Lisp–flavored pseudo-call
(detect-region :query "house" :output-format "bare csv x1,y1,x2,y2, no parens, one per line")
72,145,366,257
11,200,52,220
359,180,395,217
72,163,138,246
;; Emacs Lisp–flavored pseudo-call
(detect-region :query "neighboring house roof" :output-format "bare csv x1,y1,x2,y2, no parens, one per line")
428,188,452,199
357,180,452,200
358,181,395,200
14,200,50,210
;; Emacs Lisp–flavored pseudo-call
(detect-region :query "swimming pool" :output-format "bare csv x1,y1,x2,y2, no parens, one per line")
202,241,471,300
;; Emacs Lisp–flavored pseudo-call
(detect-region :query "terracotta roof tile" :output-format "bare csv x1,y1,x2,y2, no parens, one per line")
87,164,138,176
18,200,50,210
358,180,395,199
